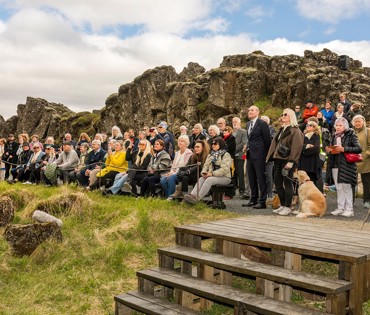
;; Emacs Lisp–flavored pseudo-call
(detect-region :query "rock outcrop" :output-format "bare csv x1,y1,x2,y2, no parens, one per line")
1,49,369,139
0,196,14,227
3,222,62,256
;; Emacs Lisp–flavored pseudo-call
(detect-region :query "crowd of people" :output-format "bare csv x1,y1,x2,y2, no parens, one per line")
0,92,368,218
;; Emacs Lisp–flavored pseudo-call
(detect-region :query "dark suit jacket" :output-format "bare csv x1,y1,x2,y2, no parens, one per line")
246,118,271,160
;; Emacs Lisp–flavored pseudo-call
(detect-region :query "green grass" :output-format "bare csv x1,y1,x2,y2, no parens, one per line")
0,183,236,314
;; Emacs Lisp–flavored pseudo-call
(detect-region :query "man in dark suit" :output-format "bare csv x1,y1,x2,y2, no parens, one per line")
242,106,271,209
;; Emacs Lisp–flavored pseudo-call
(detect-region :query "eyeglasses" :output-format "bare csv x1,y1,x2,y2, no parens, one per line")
138,143,146,146
33,147,40,149
281,113,288,117
295,107,300,110
46,147,52,150
307,124,314,127
212,143,219,145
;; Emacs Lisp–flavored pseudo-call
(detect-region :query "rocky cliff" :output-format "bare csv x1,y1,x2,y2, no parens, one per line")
1,49,369,141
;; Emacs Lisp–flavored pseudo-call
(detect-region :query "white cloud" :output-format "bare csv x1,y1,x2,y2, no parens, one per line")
295,0,370,22
0,0,215,34
0,3,370,121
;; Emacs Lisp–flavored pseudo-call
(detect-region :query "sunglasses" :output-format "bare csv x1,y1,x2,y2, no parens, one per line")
212,143,219,145
307,124,314,127
281,113,288,117
33,147,40,149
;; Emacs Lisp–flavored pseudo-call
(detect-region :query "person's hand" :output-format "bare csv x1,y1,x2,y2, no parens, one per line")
284,162,293,169
326,146,332,153
334,145,344,152
202,172,212,178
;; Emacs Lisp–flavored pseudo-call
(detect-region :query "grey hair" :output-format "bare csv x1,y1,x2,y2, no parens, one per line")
80,142,90,150
92,140,101,146
178,134,190,145
260,115,270,125
208,124,220,135
352,114,366,127
334,117,349,130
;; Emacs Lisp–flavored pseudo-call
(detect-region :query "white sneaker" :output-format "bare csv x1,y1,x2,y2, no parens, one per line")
292,210,300,215
273,206,284,213
364,202,370,209
279,207,292,216
166,197,173,201
331,209,344,216
340,210,354,217
23,181,32,185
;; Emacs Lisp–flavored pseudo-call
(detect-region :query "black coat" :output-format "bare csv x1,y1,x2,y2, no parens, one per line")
326,129,362,186
298,133,321,180
246,119,271,161
224,134,236,159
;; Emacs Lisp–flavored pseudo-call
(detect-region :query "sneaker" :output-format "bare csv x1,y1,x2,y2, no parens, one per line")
279,207,292,216
340,210,354,217
23,181,32,185
292,210,300,215
364,202,370,209
223,195,232,200
184,194,197,204
122,182,132,191
331,209,344,216
273,206,284,214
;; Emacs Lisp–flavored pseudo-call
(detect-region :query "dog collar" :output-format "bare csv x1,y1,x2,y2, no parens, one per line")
301,179,311,185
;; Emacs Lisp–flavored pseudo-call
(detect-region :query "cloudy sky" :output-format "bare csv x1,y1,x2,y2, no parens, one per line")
0,0,370,119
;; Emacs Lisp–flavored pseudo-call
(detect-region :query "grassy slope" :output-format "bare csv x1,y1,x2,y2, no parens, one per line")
0,183,236,314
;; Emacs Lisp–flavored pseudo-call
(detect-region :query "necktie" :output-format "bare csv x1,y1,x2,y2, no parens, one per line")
249,121,254,134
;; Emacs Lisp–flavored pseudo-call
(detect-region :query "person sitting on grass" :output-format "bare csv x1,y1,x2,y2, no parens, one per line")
184,137,232,204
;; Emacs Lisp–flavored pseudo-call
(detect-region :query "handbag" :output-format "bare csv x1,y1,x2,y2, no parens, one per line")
277,142,290,158
344,152,363,163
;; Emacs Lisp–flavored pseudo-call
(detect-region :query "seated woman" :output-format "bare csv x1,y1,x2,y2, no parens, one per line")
69,142,90,183
23,143,46,184
140,140,171,197
89,140,127,190
160,135,192,200
171,139,209,199
184,138,232,204
76,133,91,153
41,145,58,185
104,139,152,195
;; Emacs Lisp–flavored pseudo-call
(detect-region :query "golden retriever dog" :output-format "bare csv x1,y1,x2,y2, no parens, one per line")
294,170,326,218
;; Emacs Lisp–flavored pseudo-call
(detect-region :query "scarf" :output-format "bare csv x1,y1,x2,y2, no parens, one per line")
210,149,227,160
334,131,344,146
305,131,314,140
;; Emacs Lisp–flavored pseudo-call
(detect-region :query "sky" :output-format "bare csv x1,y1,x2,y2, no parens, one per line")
0,0,370,119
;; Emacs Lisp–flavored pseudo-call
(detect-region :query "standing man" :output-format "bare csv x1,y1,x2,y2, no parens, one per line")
339,92,351,113
242,106,271,209
232,117,247,198
217,117,226,136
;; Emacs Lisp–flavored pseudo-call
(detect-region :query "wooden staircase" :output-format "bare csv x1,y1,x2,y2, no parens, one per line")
114,221,353,315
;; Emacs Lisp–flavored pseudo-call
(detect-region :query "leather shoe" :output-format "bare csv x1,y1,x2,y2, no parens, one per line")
253,203,267,209
242,201,257,207
241,194,250,200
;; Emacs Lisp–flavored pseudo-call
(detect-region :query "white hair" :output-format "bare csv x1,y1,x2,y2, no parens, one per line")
260,115,270,125
208,124,220,135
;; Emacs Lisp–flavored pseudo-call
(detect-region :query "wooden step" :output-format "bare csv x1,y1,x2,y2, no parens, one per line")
158,245,352,295
115,290,199,315
137,267,332,315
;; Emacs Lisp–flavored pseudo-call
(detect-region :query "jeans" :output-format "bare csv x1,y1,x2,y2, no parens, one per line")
109,173,128,195
160,173,178,197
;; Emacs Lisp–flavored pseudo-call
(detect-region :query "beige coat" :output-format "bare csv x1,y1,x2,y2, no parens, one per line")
354,127,370,174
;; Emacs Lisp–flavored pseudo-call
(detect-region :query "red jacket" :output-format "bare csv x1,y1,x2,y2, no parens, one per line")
302,105,319,122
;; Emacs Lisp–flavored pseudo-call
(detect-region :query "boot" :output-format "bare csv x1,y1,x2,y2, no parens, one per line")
171,184,183,199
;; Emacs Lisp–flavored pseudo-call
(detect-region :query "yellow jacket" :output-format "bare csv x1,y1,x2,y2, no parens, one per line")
97,151,128,177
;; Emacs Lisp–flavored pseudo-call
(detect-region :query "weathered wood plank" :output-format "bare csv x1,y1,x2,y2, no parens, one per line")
349,262,364,315
157,246,352,294
137,267,331,315
326,292,347,315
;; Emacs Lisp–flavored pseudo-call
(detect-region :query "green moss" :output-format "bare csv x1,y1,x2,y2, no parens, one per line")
262,107,283,121
254,96,271,112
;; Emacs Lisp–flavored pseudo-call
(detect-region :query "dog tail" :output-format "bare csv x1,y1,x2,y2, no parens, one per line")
296,212,316,218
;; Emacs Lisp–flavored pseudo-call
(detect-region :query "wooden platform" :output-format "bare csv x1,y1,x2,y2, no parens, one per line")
115,217,370,315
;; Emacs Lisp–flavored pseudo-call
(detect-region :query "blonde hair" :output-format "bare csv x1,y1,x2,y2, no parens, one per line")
136,140,151,166
305,121,320,135
282,108,298,127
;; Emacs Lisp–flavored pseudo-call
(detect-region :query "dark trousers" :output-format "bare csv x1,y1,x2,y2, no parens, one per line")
274,159,294,207
179,173,197,192
234,158,245,193
361,172,370,202
247,158,267,203
4,162,12,179
130,171,147,195
140,174,161,196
